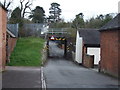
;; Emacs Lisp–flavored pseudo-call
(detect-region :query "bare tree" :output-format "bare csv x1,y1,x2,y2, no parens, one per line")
1,0,33,18
0,0,14,20
3,0,13,9
20,0,33,18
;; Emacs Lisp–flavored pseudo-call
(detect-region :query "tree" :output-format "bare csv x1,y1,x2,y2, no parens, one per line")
2,0,13,9
103,14,113,25
17,0,33,37
85,14,113,28
29,6,45,23
49,2,61,23
20,0,33,18
1,0,14,19
49,18,71,28
9,7,21,24
72,13,85,29
96,14,104,20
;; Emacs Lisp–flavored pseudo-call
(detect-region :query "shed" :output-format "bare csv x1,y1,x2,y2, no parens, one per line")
6,24,18,62
99,13,120,78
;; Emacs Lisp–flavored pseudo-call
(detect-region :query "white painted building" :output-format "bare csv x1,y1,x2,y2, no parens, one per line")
75,31,83,64
87,47,100,65
75,29,100,65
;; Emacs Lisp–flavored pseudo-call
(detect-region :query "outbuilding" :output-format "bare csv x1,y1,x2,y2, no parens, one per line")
75,29,100,67
6,24,18,62
0,3,7,71
99,13,120,78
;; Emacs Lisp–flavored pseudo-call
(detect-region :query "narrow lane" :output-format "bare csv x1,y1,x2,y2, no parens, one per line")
44,41,119,88
49,41,64,58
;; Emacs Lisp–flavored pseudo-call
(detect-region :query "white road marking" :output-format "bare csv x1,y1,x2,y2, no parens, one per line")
41,67,47,90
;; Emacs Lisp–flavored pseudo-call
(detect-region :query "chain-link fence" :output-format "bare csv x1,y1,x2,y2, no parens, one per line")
23,24,48,37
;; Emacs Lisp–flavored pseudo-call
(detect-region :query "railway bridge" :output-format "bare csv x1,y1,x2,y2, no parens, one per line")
46,28,70,58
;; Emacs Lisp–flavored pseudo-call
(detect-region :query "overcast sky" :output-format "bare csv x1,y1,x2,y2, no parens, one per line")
32,0,119,21
2,0,120,21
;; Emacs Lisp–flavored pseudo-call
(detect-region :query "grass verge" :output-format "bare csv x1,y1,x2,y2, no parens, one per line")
7,37,45,66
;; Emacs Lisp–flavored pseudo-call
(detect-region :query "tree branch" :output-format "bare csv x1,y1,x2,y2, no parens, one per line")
22,1,32,18
3,0,13,9
6,2,11,9
24,12,32,14
3,0,6,7
19,0,32,18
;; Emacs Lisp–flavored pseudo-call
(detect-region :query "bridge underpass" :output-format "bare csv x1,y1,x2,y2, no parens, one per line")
46,28,69,59
47,36,67,58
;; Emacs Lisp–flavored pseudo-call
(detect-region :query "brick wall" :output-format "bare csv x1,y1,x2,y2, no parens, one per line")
82,46,94,68
0,6,7,71
82,46,87,62
7,36,17,62
118,30,120,78
83,54,94,68
100,30,119,77
0,7,2,71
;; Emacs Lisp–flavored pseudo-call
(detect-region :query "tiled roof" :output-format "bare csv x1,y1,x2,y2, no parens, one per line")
7,24,19,37
78,28,100,47
100,13,120,31
7,29,16,37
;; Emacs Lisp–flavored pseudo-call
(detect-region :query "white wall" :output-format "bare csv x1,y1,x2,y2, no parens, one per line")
75,31,83,64
87,47,100,65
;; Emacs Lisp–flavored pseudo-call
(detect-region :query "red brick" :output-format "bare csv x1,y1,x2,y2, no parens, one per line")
100,30,119,77
6,36,17,62
83,54,94,68
0,6,7,71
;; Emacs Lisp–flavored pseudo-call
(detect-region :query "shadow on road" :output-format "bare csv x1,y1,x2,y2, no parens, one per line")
48,41,65,58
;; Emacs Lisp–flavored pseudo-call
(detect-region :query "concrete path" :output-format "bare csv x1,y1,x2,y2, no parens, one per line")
2,66,42,89
44,41,119,89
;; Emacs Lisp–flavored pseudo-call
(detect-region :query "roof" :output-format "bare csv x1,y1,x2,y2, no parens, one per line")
7,24,19,37
100,13,120,31
78,28,100,47
7,29,16,38
0,2,7,11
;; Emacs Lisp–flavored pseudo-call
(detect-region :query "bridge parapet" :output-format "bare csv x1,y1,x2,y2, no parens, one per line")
47,28,69,35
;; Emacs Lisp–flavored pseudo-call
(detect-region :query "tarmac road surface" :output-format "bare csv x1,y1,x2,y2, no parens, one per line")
44,41,119,89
